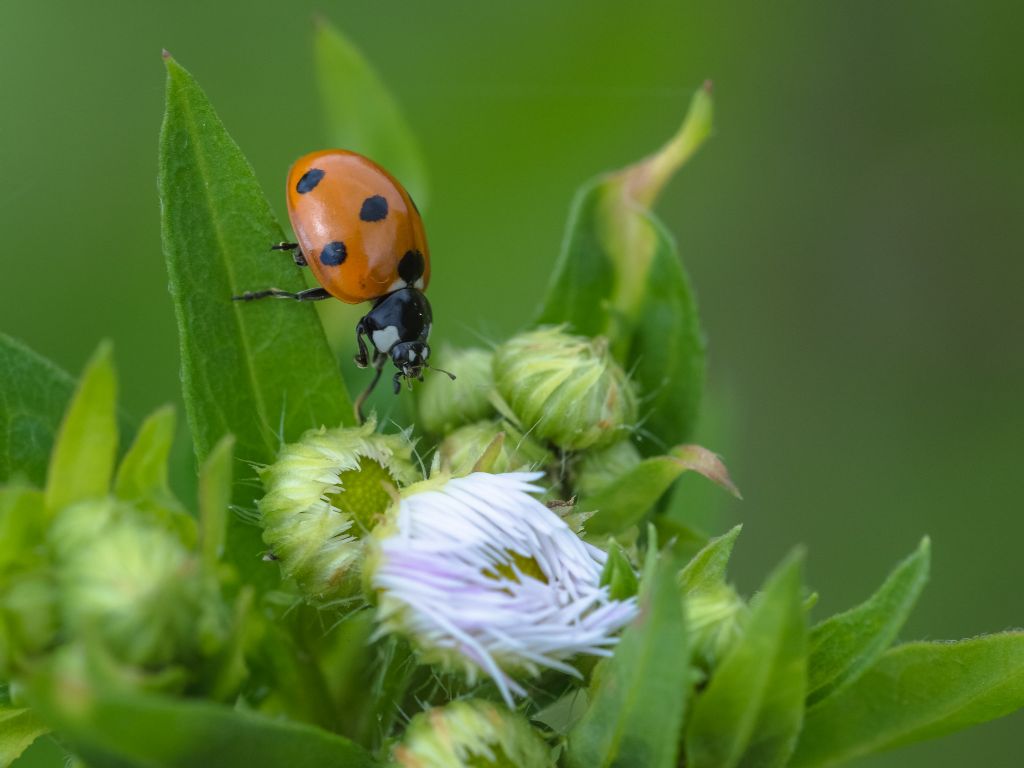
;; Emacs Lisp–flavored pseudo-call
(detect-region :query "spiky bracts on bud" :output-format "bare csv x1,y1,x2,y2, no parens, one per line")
370,472,637,704
394,699,554,768
687,583,748,668
493,327,637,451
438,420,552,476
258,417,419,601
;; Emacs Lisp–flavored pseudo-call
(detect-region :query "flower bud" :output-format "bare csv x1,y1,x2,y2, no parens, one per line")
417,347,495,434
572,438,642,497
50,498,225,668
394,699,554,768
687,583,747,668
493,327,636,451
439,421,552,476
258,417,419,601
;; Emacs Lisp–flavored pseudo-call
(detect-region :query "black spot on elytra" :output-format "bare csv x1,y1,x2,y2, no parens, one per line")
296,168,325,194
360,195,389,222
398,250,425,284
320,241,347,266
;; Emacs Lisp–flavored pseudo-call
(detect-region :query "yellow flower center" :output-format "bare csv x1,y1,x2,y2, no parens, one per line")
484,550,548,585
329,456,395,536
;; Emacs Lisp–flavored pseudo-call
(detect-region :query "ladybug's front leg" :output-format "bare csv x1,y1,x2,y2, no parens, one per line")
354,318,372,368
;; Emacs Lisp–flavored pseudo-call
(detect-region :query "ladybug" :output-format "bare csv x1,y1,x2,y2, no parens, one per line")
234,149,452,418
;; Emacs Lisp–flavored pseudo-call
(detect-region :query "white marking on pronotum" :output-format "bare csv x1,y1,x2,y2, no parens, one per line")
372,326,400,353
387,278,406,293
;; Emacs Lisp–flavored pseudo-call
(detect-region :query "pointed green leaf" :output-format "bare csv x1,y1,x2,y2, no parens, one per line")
535,84,712,446
314,17,428,207
0,706,48,768
791,633,1024,767
600,542,639,601
583,445,739,537
679,525,742,594
0,334,77,487
198,434,233,569
44,342,117,515
686,551,807,768
807,537,930,706
32,682,378,768
567,535,690,768
159,55,353,581
112,405,183,510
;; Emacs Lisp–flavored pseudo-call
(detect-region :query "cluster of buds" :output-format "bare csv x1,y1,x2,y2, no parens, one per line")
0,478,230,687
253,323,741,756
256,326,653,705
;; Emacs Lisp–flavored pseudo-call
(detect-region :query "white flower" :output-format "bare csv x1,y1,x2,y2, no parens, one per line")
371,471,637,704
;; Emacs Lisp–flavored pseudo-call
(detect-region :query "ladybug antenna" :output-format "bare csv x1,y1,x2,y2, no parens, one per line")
425,362,457,381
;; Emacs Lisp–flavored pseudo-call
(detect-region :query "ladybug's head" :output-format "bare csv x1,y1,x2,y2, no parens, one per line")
390,340,430,392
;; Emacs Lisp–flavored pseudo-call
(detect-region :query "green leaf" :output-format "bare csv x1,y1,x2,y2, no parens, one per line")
159,54,353,580
567,534,690,768
807,537,930,706
678,524,742,594
535,84,712,446
583,445,739,537
0,334,76,487
791,633,1024,767
600,542,639,601
33,682,378,768
113,404,188,516
685,550,807,768
314,17,429,207
44,342,117,515
0,486,45,569
0,706,48,768
198,435,233,569
628,230,705,449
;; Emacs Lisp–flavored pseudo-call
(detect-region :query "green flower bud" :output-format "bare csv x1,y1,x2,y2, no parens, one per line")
394,699,554,768
493,327,637,451
439,421,553,476
687,583,748,668
572,438,642,497
258,417,420,601
50,498,225,668
417,347,495,434
0,572,57,676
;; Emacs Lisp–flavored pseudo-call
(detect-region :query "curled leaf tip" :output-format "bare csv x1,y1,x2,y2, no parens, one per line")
161,48,172,61
703,78,714,93
671,444,742,499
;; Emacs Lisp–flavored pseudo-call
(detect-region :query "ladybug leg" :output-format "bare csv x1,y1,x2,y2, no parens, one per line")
354,319,372,368
271,242,307,267
392,370,404,395
353,352,388,425
232,287,331,302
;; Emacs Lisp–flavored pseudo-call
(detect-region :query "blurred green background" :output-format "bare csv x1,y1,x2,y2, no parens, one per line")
3,1,1022,765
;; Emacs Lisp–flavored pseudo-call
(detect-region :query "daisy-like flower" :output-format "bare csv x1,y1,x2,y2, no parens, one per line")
370,471,638,704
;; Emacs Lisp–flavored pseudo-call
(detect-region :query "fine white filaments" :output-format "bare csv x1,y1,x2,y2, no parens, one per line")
372,472,638,704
